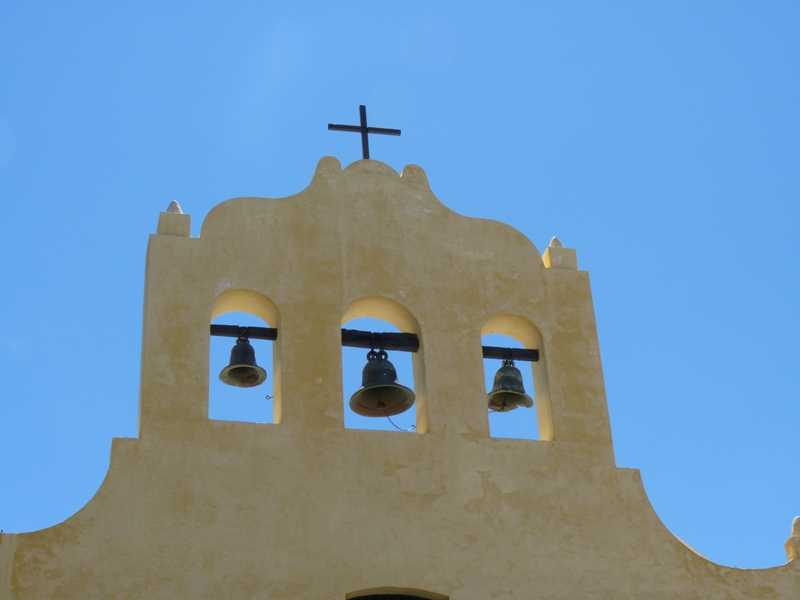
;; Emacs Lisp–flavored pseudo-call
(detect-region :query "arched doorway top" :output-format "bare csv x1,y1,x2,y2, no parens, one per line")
346,587,448,600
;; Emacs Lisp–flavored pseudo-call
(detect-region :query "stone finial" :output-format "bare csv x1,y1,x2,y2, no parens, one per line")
157,201,191,237
166,200,183,214
786,516,800,562
543,237,577,270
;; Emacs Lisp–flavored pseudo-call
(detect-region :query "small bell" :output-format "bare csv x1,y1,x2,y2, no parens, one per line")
349,350,415,417
219,337,267,388
487,359,533,412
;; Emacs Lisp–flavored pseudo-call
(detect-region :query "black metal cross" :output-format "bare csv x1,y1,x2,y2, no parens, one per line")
328,105,401,160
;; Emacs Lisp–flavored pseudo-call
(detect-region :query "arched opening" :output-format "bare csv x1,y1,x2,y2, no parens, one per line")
341,296,427,434
482,314,553,441
483,332,538,439
209,290,280,424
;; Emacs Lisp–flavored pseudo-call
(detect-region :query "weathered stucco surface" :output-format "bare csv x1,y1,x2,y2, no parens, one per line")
2,157,798,599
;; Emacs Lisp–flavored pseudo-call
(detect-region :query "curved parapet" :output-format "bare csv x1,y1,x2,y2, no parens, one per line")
183,157,598,442
613,468,800,592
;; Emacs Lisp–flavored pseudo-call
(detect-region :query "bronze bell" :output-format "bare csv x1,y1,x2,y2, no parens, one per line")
349,350,415,417
487,359,533,412
219,337,267,388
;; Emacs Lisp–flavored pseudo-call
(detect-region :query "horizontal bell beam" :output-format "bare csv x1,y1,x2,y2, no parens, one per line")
210,325,278,340
341,329,420,352
210,325,538,361
481,346,539,362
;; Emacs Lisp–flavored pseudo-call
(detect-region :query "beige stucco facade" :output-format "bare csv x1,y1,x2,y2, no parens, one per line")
1,157,798,599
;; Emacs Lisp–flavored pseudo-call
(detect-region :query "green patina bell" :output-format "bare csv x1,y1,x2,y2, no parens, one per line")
219,337,267,388
349,350,415,417
487,359,533,412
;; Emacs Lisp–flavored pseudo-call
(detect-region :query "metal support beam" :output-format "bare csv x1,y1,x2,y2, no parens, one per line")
210,325,539,362
210,325,277,340
341,329,420,352
481,346,539,362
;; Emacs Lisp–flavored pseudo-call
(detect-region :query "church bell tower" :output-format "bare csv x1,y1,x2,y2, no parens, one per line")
1,156,798,599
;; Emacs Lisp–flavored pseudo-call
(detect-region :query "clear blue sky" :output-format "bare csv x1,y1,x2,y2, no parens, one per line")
1,2,799,569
